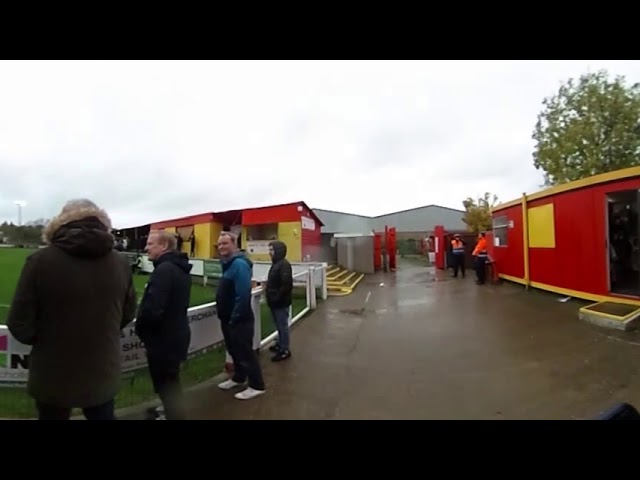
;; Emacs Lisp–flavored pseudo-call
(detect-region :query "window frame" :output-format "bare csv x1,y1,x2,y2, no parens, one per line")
492,215,509,247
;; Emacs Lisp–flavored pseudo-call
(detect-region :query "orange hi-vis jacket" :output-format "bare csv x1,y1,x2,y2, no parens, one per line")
472,237,488,257
451,239,465,255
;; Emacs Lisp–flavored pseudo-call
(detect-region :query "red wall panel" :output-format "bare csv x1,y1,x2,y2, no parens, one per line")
300,205,322,261
242,204,301,225
527,188,605,294
492,204,524,279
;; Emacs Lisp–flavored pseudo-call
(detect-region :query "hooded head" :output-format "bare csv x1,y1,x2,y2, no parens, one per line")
43,198,114,259
268,240,287,263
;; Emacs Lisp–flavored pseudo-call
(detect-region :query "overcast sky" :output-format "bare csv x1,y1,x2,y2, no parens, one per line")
1,60,639,228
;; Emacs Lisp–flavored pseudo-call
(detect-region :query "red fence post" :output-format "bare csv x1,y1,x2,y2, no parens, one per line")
388,227,397,271
434,225,445,270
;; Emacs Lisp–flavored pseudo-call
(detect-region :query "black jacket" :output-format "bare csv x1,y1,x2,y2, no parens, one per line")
266,240,293,309
135,251,192,361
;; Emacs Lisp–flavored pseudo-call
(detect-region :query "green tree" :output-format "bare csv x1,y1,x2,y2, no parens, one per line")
532,70,640,186
0,219,49,246
462,192,498,234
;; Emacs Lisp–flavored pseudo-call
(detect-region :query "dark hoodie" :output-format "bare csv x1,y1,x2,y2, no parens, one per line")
266,240,293,309
7,211,137,408
135,250,193,361
216,251,254,325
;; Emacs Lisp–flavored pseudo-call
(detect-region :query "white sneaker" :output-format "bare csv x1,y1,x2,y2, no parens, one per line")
218,379,244,390
234,387,266,400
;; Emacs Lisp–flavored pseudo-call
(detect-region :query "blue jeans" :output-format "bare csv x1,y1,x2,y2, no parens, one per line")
271,307,290,351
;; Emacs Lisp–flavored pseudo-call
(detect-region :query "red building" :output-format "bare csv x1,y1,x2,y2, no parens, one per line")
148,201,323,262
241,202,323,262
492,166,640,306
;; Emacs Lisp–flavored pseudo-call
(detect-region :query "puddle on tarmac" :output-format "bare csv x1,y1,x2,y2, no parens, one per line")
397,298,435,308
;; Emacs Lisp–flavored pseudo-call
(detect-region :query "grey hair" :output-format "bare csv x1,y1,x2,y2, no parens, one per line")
219,231,237,244
43,198,113,243
149,229,177,250
61,198,100,214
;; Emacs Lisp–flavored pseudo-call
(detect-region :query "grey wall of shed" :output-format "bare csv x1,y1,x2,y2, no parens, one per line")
337,236,374,274
318,233,338,264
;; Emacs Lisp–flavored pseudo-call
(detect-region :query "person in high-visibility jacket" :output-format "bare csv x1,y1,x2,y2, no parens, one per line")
472,232,489,285
450,234,466,278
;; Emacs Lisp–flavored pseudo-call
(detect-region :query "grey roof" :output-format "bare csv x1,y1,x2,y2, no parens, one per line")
312,209,373,234
313,205,466,234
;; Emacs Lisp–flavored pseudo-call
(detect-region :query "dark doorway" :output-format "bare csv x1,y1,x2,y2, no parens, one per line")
444,232,476,270
607,190,640,296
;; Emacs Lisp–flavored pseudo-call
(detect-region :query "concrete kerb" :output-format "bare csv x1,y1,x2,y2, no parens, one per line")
578,310,640,332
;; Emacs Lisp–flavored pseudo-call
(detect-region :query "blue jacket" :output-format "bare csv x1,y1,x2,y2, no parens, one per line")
215,252,254,324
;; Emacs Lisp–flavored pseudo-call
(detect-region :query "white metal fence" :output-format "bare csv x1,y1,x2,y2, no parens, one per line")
0,265,327,385
129,253,328,297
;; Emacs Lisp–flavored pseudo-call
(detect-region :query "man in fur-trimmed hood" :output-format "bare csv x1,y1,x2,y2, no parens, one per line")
7,199,137,420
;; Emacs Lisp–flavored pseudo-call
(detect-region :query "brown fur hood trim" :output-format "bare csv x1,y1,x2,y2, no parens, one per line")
43,206,113,244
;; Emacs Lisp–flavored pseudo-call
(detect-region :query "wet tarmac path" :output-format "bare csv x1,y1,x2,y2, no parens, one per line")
134,259,640,420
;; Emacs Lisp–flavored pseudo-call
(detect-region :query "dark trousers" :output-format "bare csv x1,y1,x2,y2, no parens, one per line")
475,256,487,284
36,399,115,420
270,307,291,351
221,321,265,390
147,353,187,420
452,254,465,277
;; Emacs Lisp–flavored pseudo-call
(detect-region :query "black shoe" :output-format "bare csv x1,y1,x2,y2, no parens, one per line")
271,350,291,362
269,344,281,353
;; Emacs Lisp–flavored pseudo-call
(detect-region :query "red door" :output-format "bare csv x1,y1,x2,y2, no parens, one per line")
387,227,397,271
374,233,382,271
434,225,445,269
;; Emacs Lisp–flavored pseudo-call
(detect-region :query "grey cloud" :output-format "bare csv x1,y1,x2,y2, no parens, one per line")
1,60,640,225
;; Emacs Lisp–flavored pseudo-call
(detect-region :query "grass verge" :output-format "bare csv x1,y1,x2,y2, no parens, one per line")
0,248,309,419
